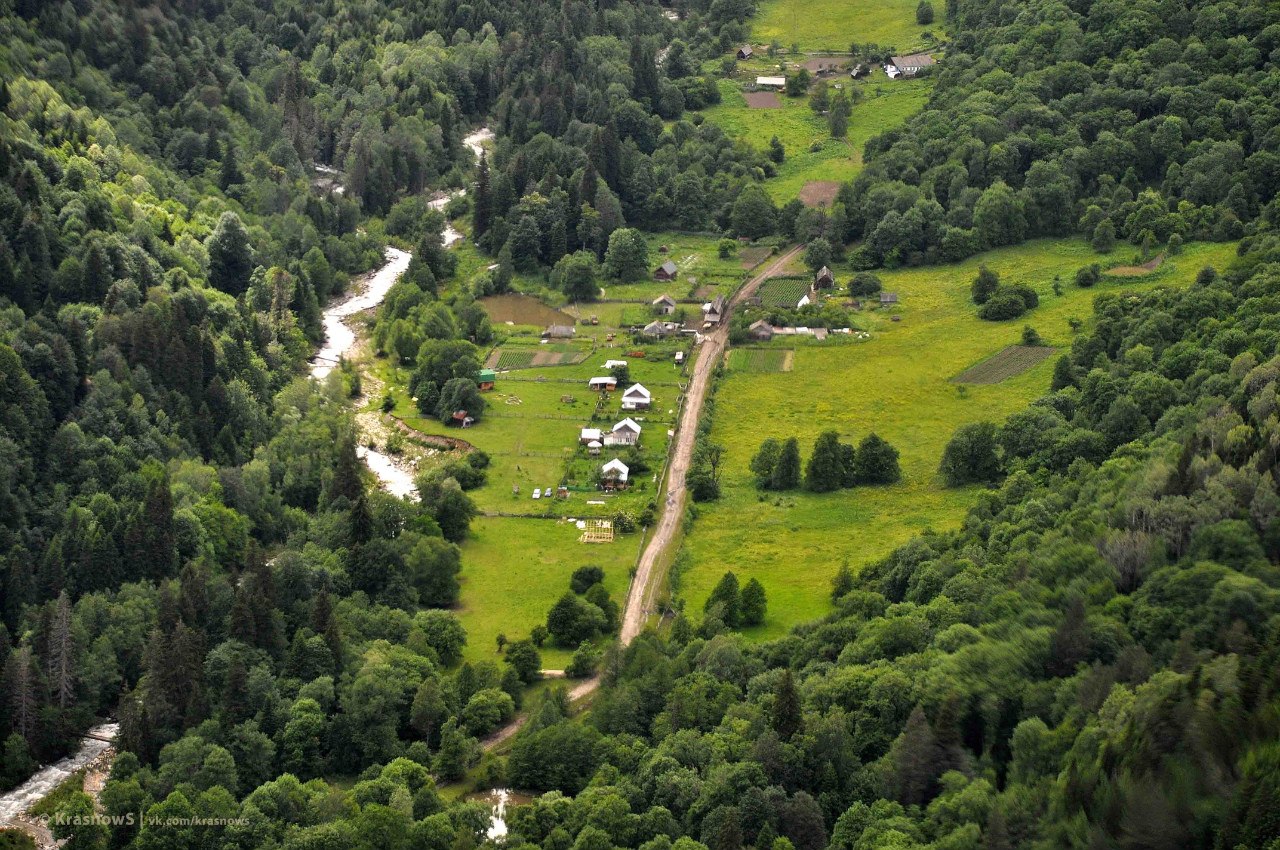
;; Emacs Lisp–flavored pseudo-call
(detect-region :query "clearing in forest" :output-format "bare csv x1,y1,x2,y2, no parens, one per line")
953,345,1056,384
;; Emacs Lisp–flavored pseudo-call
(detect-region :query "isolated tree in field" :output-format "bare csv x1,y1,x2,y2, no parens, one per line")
805,238,833,273
751,437,782,487
689,440,725,501
552,251,599,302
772,437,802,490
828,93,851,138
852,433,901,484
1075,264,1101,287
1021,326,1043,346
206,212,254,295
740,578,767,626
809,81,830,113
971,265,999,304
769,136,786,164
705,571,741,627
731,184,777,239
916,0,935,24
849,272,882,297
805,431,845,492
602,228,649,281
939,422,1003,486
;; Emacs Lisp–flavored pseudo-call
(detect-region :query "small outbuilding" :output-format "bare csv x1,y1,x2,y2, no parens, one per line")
748,319,775,341
588,376,617,391
653,294,677,314
587,440,602,457
580,427,603,445
654,260,678,281
755,76,786,89
815,266,835,289
449,410,474,428
621,383,652,411
477,368,496,391
643,320,680,338
737,45,754,60
880,292,900,307
543,324,576,339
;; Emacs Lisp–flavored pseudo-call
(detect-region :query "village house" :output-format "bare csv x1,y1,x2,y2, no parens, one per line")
815,266,835,288
643,320,681,338
580,427,603,445
652,294,677,314
748,319,775,341
588,376,617,391
476,368,496,391
603,417,642,447
542,324,576,339
621,383,652,411
601,458,630,490
886,53,935,78
703,294,727,326
654,260,678,281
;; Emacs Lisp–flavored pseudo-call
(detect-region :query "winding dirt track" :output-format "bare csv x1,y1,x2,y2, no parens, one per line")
483,244,802,749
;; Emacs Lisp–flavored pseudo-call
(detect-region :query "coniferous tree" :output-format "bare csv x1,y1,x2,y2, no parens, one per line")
740,578,767,626
705,571,741,627
771,438,802,490
47,591,73,709
205,212,254,295
852,433,901,484
805,431,844,492
772,669,802,740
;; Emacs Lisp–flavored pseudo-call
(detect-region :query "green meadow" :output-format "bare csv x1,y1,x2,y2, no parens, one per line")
699,76,932,203
753,0,941,53
678,239,1240,639
456,516,638,666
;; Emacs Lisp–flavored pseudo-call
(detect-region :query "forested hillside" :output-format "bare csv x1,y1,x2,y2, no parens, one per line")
839,0,1280,266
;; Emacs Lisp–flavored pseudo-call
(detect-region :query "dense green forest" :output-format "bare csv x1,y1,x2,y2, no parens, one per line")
3,0,1280,847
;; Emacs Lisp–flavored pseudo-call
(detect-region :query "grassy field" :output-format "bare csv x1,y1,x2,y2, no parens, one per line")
679,239,1240,640
753,0,941,53
699,75,932,202
457,517,638,666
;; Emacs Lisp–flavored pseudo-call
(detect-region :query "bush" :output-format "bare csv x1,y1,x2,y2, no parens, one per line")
971,265,999,304
978,288,1029,321
570,565,605,594
1021,326,1044,346
849,272,883,297
1075,264,1101,287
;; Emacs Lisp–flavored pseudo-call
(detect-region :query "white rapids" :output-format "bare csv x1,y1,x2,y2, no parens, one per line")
0,723,118,824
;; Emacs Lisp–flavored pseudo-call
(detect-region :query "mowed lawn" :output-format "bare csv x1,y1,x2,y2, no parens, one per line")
680,239,1240,639
753,0,940,53
456,516,638,666
700,76,932,203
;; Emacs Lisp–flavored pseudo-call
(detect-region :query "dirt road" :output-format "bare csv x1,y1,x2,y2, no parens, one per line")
482,244,801,750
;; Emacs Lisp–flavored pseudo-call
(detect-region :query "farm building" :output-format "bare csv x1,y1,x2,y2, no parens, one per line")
654,260,678,281
756,76,786,88
449,410,474,428
603,359,628,369
704,295,727,325
737,45,754,60
587,440,602,456
621,383,652,411
601,458,630,489
476,368,496,390
748,319,775,341
543,324,576,339
880,292,900,307
851,64,871,78
675,351,685,364
603,418,642,447
815,266,835,288
588,376,617,391
580,427,603,445
653,294,677,314
887,53,934,78
643,320,681,338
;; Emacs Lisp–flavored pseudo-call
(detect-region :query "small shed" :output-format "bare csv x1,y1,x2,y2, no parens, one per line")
815,266,835,289
449,410,474,428
675,350,685,364
580,427,603,445
654,260,678,281
477,368,496,391
737,45,754,60
756,76,786,89
653,294,677,314
621,383,652,411
543,324,576,339
588,376,617,391
643,320,679,338
880,292,900,307
587,440,602,457
748,319,775,341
